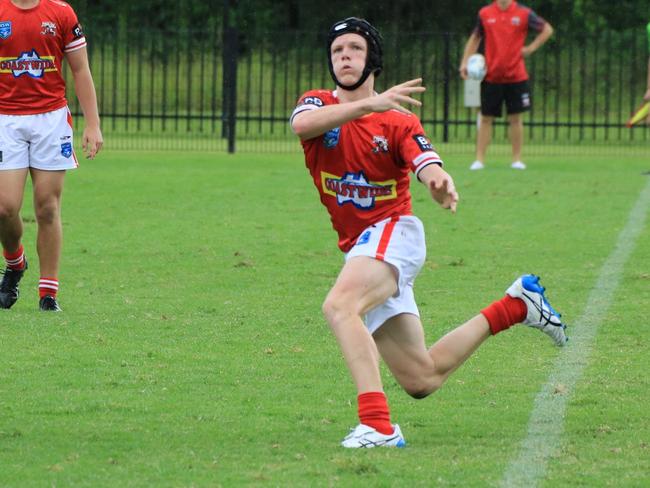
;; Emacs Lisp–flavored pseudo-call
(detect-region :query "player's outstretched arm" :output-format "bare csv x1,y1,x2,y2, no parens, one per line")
366,78,425,115
418,163,459,213
292,79,425,140
66,48,103,159
292,98,373,140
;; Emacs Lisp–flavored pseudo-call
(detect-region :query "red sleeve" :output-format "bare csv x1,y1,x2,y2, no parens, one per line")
397,117,444,180
62,6,86,53
290,89,332,124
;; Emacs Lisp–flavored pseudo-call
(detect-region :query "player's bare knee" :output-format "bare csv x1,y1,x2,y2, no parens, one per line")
405,383,436,400
403,376,441,399
322,292,357,329
34,202,60,225
480,115,494,126
0,203,20,221
322,296,343,325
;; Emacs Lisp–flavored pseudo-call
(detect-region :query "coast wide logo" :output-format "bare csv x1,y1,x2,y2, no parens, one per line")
0,50,57,78
321,170,397,209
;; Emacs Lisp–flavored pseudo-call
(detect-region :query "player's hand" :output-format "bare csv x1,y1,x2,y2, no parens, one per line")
368,78,425,115
459,63,468,80
521,45,534,57
83,126,103,159
644,88,650,102
422,165,458,213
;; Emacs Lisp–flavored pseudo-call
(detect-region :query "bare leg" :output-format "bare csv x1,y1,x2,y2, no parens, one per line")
30,169,65,278
476,115,494,163
322,256,398,394
0,169,29,253
508,113,524,163
374,312,490,398
426,314,491,379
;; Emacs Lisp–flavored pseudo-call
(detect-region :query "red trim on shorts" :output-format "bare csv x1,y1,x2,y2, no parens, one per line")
66,109,79,168
375,216,399,261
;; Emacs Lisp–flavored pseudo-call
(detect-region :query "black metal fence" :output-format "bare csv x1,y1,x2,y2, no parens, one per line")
66,26,650,153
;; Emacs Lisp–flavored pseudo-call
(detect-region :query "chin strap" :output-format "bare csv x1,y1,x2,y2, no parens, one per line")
329,64,374,91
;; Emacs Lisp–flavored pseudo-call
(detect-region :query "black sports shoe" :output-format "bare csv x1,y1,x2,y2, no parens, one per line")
0,260,28,309
39,295,62,312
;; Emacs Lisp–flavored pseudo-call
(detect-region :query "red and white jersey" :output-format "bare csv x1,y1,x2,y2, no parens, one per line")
291,89,443,253
474,1,546,83
0,0,86,114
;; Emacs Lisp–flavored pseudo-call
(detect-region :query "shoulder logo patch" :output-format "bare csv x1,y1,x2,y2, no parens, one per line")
323,127,340,148
0,22,12,40
413,134,434,152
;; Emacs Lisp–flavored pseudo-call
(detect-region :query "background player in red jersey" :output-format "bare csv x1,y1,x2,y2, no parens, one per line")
0,0,102,311
459,0,553,170
291,17,567,448
645,21,650,123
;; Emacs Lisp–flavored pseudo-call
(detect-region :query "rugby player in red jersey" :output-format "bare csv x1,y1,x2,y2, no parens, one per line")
460,0,553,170
291,17,566,448
645,21,650,123
0,0,102,311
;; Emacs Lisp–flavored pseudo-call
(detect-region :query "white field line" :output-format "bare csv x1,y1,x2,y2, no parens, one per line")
500,177,650,488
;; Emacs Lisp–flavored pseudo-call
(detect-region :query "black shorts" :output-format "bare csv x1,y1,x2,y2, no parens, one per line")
480,80,532,117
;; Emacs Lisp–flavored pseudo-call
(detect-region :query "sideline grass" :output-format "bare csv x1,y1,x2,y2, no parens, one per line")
0,150,648,486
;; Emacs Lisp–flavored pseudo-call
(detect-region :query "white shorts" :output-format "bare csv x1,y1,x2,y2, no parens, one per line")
345,215,427,334
0,106,78,171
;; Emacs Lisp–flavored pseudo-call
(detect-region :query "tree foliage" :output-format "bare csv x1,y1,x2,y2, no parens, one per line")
70,0,650,36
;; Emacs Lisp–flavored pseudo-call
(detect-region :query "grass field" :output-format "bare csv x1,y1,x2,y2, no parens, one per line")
1,149,649,486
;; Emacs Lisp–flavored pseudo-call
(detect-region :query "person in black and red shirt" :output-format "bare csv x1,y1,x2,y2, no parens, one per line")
291,17,566,449
460,0,553,170
645,21,650,123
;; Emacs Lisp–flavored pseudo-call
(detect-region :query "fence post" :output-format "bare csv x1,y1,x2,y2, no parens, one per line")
443,32,451,143
222,0,238,153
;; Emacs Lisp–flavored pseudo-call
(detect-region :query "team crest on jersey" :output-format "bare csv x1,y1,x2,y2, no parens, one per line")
0,50,56,78
511,16,521,26
41,22,57,36
323,127,340,148
321,170,397,210
371,135,389,154
61,142,72,158
0,22,11,40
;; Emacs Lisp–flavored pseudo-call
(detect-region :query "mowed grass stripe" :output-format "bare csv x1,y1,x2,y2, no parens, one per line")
501,177,650,488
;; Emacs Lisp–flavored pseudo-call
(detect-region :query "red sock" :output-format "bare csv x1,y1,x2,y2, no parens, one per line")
39,277,59,299
3,244,26,271
358,391,393,435
481,295,527,335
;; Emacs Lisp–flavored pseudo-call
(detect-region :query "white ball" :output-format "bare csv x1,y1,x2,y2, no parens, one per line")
467,54,487,81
